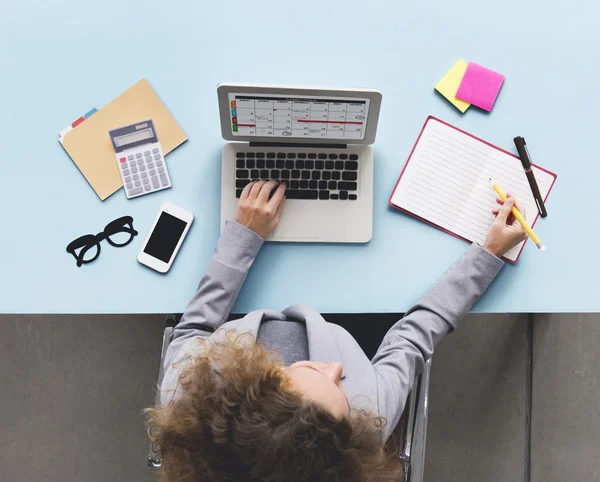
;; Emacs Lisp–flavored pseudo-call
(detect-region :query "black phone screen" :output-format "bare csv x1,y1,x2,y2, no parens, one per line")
143,212,187,263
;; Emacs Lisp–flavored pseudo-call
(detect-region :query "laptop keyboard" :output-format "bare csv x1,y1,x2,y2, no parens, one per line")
235,151,359,200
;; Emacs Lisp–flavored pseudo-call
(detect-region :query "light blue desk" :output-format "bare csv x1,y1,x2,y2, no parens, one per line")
1,0,597,314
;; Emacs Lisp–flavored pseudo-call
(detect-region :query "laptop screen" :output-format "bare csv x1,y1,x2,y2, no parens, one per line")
227,93,371,140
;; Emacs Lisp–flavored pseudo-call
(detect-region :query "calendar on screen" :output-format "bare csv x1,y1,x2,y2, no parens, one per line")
228,93,371,140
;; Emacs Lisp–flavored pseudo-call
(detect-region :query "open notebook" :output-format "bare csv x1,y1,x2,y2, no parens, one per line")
389,117,557,263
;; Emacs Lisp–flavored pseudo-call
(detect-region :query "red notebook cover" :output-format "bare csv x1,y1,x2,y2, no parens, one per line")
388,116,557,264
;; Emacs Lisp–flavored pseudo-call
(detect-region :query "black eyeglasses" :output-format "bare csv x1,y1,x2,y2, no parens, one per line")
66,216,138,267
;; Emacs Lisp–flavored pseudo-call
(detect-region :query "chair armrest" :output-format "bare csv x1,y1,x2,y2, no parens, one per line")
406,358,432,482
148,314,178,469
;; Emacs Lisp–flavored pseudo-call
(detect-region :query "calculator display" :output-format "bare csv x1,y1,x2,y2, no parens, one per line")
114,128,154,147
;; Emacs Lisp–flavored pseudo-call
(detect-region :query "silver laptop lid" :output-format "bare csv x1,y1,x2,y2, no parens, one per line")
217,83,382,145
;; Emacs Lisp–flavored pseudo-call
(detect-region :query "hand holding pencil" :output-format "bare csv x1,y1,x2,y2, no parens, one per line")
489,178,545,252
482,183,530,258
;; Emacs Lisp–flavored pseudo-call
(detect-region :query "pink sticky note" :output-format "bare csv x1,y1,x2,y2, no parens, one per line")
455,62,505,112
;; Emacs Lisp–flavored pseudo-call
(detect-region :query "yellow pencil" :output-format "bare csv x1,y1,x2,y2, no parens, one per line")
489,178,545,251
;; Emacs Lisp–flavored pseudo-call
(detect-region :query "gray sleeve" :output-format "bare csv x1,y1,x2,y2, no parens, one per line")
164,221,263,364
372,244,504,441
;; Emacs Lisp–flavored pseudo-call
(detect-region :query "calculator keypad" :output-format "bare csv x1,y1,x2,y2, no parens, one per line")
116,143,172,199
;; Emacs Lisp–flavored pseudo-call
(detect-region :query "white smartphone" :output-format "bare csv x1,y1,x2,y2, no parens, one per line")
137,202,194,273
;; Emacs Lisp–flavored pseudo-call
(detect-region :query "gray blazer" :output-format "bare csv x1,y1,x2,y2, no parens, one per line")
161,221,504,443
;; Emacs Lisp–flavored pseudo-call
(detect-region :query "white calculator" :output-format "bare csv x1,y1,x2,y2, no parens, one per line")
109,119,172,199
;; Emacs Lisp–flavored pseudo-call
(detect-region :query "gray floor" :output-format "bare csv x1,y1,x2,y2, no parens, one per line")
425,314,528,482
531,314,600,482
0,315,164,482
1,314,599,482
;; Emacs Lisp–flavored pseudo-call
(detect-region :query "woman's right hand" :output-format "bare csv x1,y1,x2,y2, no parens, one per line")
482,193,528,257
235,181,286,239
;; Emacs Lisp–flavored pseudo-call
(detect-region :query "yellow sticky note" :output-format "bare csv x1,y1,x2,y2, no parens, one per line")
435,59,471,113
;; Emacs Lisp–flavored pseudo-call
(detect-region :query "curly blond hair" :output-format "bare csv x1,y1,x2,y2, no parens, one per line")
145,333,387,482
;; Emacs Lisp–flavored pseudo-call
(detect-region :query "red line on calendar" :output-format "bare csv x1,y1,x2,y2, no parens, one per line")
296,120,363,125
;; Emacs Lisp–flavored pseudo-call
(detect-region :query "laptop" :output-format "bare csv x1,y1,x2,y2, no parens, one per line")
218,83,382,243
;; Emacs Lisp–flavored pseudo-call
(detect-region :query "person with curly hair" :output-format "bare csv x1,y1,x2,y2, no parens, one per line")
146,180,526,482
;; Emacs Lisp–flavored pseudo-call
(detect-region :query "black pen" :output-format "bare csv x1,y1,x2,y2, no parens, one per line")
513,136,547,218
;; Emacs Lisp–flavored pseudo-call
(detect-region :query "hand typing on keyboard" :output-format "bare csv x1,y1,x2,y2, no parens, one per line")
235,151,359,201
235,180,287,239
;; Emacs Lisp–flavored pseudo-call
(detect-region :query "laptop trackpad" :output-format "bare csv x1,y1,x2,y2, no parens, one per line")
272,203,322,240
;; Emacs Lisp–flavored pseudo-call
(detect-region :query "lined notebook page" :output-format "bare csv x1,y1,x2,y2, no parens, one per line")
390,118,555,262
